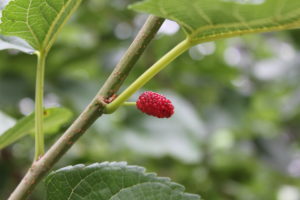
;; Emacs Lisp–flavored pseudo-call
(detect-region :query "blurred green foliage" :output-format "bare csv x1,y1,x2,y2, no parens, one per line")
1,0,300,199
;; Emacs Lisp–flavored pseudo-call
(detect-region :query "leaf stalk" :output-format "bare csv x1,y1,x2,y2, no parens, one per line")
123,102,136,106
34,51,47,160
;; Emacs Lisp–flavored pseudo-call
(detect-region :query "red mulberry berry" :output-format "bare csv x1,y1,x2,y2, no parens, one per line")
136,91,174,118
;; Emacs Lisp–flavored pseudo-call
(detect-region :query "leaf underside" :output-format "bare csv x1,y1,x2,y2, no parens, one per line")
45,162,200,200
0,0,82,51
0,107,73,150
130,0,300,44
0,0,10,11
0,35,35,53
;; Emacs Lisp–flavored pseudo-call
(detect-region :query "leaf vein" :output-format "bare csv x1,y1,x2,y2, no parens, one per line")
25,0,40,48
193,3,213,25
44,0,59,14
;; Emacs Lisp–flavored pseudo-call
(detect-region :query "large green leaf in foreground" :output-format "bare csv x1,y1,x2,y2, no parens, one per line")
130,0,300,44
0,0,82,51
46,162,200,200
0,107,73,149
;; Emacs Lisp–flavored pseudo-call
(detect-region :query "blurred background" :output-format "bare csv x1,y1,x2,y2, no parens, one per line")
1,0,300,199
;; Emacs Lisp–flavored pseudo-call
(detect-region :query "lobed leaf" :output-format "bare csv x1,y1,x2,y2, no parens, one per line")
130,0,300,44
45,162,200,200
0,0,82,52
0,107,73,149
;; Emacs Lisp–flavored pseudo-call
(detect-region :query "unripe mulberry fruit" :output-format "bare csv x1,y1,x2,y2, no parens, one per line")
136,91,174,118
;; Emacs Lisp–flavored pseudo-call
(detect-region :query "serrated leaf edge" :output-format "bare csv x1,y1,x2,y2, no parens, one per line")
46,162,200,200
129,0,300,45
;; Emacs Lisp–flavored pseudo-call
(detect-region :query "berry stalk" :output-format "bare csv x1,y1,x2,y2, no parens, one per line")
104,38,191,114
123,102,136,106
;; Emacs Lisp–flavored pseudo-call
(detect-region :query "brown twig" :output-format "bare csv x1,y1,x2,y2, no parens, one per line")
8,15,164,200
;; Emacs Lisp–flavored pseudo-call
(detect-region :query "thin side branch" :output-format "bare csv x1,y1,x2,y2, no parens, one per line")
8,15,164,200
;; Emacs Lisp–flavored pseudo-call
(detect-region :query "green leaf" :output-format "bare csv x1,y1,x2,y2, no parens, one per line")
0,107,73,149
0,0,35,53
130,0,300,44
45,162,200,200
0,0,82,52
